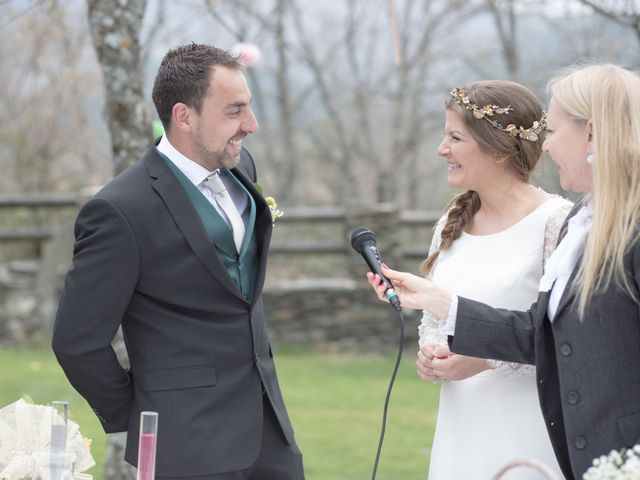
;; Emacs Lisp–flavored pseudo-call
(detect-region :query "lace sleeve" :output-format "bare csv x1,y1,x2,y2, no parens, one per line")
543,200,573,269
418,215,448,347
487,360,536,377
418,311,447,346
487,199,572,378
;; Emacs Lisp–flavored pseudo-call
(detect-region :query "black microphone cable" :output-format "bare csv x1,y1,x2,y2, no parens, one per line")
370,303,405,480
349,226,406,480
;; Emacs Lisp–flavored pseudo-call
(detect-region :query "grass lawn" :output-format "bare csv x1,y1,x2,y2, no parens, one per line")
0,346,440,480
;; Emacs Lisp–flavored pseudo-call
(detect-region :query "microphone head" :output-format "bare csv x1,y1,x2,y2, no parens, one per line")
350,227,376,252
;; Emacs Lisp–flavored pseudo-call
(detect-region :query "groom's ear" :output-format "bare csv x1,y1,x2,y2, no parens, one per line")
171,102,194,133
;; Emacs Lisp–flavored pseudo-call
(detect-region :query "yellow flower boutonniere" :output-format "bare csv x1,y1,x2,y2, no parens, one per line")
254,183,284,225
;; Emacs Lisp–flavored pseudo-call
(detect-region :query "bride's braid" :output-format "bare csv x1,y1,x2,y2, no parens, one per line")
420,190,481,275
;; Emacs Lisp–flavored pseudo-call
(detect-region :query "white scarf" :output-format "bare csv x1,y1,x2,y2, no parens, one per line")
538,202,593,321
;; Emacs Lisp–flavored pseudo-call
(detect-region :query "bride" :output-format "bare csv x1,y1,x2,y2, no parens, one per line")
413,81,567,479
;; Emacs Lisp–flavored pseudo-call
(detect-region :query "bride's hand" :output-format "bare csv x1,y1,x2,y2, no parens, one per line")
416,343,449,383
431,345,491,381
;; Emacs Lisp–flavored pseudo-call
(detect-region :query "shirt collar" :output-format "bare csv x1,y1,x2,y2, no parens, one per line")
156,135,218,186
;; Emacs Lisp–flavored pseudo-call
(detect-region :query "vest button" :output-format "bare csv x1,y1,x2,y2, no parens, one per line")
560,343,572,356
575,436,587,450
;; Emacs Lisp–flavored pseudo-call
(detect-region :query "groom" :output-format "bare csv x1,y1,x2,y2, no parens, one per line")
52,43,304,479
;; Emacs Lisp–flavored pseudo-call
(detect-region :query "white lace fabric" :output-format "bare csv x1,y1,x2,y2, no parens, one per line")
418,196,572,379
0,399,95,479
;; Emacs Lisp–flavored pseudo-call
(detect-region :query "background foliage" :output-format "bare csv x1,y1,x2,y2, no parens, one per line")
1,0,638,209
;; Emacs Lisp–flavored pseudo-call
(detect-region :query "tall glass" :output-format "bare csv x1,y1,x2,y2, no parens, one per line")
136,411,158,480
33,451,75,480
50,401,69,480
50,401,68,453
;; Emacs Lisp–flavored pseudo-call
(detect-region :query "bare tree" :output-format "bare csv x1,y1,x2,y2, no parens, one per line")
578,0,640,47
190,0,486,207
0,1,107,193
485,0,521,79
86,1,148,478
87,0,149,177
273,0,300,201
201,0,302,204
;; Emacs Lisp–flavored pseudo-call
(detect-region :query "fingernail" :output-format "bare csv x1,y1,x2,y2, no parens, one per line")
381,263,389,269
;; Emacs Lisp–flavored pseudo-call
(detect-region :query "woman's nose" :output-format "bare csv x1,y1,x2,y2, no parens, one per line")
437,138,449,157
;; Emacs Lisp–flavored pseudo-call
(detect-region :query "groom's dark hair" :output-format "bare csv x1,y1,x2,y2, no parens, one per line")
152,42,242,129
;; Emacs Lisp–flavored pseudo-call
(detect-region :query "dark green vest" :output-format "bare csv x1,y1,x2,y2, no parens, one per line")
162,155,259,301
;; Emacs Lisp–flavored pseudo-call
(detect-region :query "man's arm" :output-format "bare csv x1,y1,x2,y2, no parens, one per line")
52,197,139,432
451,297,538,365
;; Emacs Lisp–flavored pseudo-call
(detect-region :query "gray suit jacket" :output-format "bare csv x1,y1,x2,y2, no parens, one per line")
451,198,640,479
52,146,296,477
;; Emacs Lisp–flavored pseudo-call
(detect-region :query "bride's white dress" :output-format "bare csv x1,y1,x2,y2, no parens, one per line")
421,196,569,480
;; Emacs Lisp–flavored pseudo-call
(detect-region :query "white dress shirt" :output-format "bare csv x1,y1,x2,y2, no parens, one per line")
156,135,249,227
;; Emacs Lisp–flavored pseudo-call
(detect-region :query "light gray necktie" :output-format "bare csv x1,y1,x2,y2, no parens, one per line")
204,172,245,253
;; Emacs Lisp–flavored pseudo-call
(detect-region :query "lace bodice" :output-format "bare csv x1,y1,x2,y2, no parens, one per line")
418,196,572,379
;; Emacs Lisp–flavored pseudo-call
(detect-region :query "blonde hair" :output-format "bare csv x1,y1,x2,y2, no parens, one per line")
421,80,545,275
548,64,640,316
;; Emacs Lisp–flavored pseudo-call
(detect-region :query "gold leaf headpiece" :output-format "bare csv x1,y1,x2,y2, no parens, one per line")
450,87,547,142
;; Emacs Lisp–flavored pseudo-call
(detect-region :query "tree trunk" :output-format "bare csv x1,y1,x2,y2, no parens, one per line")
486,0,520,80
87,0,150,177
86,0,148,478
274,0,299,203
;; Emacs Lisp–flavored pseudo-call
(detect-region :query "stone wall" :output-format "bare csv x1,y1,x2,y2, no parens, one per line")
0,261,421,352
0,203,434,351
264,278,420,352
0,260,42,346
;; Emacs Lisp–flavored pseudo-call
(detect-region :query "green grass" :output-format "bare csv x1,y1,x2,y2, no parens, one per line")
0,347,440,480
0,348,106,476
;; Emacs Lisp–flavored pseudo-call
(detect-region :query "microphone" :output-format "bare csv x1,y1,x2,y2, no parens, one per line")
350,227,401,310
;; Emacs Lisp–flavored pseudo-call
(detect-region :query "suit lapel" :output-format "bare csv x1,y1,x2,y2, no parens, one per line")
553,260,581,320
230,166,273,306
144,148,245,301
534,290,551,328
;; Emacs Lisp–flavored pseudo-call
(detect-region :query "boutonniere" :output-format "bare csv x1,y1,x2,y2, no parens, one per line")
254,182,284,225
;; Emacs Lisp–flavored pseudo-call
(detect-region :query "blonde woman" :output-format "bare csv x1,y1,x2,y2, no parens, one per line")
369,64,640,480
415,80,568,479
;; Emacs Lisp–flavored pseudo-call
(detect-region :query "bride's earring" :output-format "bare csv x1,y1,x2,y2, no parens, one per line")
586,154,594,165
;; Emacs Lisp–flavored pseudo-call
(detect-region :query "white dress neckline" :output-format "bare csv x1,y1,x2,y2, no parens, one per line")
461,195,564,239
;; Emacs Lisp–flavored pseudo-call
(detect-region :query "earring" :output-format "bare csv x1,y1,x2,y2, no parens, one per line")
586,154,594,165
495,157,507,165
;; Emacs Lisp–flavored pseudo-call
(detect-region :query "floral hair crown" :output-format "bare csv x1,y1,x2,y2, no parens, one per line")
450,87,547,142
